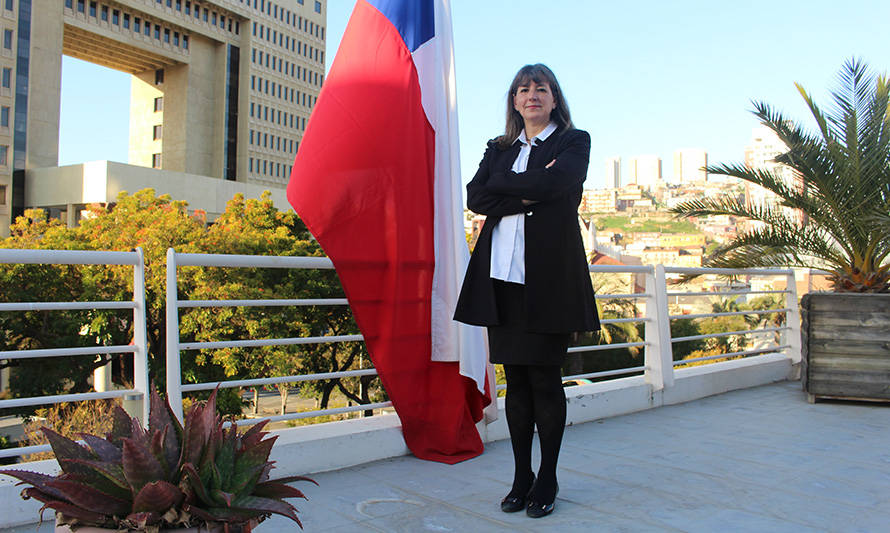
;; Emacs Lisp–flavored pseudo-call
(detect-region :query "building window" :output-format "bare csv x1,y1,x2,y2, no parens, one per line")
0,145,8,165
1,67,10,88
152,125,163,140
0,106,8,127
89,1,96,17
155,69,164,84
154,97,163,112
183,35,189,50
173,32,179,47
154,24,161,40
65,0,73,8
123,13,130,29
152,153,162,168
2,29,11,50
112,9,119,25
0,184,5,205
100,5,108,21
315,1,321,13
144,21,150,36
164,28,170,43
77,0,85,13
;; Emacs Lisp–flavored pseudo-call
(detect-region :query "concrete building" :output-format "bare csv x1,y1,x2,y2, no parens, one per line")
743,124,799,209
672,148,707,183
605,155,620,188
581,188,617,213
1,0,326,236
629,154,661,190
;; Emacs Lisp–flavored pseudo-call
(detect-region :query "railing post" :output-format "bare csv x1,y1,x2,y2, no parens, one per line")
784,269,802,368
130,247,150,424
166,248,184,421
644,264,674,390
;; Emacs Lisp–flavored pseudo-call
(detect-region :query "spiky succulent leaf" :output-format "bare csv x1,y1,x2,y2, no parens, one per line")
149,425,179,478
236,435,276,471
214,430,237,492
46,479,131,516
41,429,94,474
0,469,69,501
132,480,184,514
57,458,130,499
228,462,269,497
252,481,307,500
33,495,110,526
179,393,216,468
213,489,235,507
239,420,269,449
122,437,167,493
231,495,301,524
185,504,258,525
108,405,133,445
181,462,213,506
273,474,319,486
148,388,183,469
78,434,123,462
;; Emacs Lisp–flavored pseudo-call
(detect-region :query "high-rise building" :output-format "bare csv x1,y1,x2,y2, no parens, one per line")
743,125,798,209
605,156,620,188
672,148,707,183
1,0,326,236
629,154,661,190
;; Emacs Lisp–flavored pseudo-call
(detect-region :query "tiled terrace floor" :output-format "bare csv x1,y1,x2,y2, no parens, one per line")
6,381,889,532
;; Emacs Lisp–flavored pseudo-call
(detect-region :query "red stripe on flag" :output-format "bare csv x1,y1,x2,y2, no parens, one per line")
287,0,483,463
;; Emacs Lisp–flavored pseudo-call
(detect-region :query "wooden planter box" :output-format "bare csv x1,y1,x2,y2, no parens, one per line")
800,292,890,402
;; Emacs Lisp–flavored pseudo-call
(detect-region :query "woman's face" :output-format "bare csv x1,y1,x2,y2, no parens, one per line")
513,80,556,127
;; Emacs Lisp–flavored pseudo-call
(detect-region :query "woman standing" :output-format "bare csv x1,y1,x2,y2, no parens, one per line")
454,64,599,518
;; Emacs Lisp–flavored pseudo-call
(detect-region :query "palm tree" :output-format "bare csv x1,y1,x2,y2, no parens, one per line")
672,58,890,292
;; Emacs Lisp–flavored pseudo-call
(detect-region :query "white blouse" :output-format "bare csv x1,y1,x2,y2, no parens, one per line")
489,121,557,284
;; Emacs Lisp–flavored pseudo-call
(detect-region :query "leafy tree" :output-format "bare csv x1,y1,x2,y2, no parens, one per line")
0,211,118,409
179,193,381,414
672,58,890,292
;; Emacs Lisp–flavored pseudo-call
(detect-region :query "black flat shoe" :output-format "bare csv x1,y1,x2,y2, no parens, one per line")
526,482,558,519
500,474,535,513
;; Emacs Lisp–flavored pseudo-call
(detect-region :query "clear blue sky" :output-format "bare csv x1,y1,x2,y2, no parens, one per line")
59,0,890,190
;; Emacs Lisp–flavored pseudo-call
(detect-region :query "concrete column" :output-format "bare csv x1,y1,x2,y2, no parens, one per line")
27,0,64,169
93,356,112,392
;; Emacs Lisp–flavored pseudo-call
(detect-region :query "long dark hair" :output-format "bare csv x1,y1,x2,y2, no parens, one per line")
497,63,574,149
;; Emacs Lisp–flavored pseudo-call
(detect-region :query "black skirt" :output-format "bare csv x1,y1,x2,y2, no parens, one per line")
487,280,569,366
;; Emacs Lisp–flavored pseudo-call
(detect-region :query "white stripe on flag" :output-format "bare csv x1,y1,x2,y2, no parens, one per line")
413,0,490,401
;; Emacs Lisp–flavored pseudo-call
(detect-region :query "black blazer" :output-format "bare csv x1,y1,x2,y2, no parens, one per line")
454,127,600,334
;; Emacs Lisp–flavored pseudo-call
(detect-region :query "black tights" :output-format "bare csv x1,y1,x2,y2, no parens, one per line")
503,364,565,503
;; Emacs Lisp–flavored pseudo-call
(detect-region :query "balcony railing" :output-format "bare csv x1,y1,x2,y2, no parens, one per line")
0,249,801,460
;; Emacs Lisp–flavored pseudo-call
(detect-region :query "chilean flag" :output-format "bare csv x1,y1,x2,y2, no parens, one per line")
286,0,493,463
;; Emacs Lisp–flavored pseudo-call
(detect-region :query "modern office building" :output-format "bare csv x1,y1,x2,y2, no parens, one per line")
604,156,620,189
672,148,707,183
1,0,326,236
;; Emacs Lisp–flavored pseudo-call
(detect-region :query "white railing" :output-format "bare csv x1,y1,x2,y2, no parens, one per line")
0,249,800,458
0,248,149,459
165,250,389,424
556,264,798,390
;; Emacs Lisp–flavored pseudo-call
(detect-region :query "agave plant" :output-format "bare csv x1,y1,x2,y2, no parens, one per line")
671,58,890,292
0,388,316,532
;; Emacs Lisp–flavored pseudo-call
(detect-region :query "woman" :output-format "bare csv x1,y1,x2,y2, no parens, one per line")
454,64,599,519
